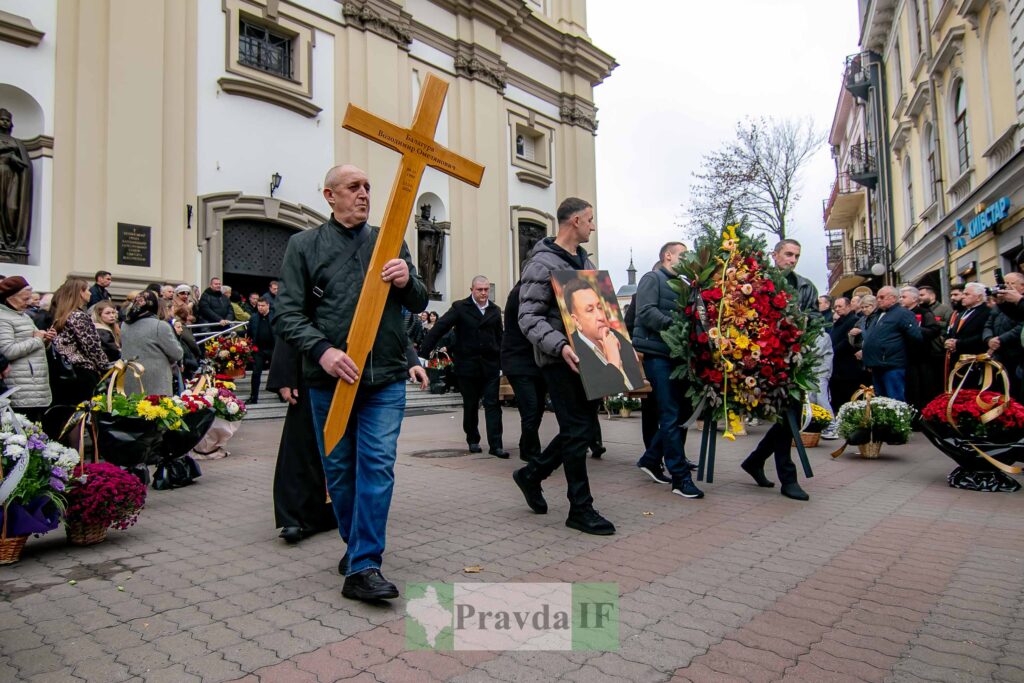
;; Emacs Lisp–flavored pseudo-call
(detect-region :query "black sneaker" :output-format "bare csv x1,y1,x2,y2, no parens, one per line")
342,568,400,601
489,447,510,459
337,552,349,575
637,459,671,484
565,508,615,535
671,476,704,499
468,444,483,453
513,468,547,514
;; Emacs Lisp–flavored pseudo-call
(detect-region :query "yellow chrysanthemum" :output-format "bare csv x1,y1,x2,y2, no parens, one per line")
736,335,750,350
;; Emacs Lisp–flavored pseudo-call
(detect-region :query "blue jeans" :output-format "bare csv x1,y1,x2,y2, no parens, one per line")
638,356,691,478
872,368,906,402
309,381,406,575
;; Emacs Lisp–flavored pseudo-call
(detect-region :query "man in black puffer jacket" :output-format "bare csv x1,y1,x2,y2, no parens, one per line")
197,277,235,329
512,197,616,536
632,241,703,499
274,164,428,602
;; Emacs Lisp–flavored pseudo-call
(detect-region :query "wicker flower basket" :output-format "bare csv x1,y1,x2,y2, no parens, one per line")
223,368,245,379
0,535,28,564
66,521,108,546
858,442,882,459
618,409,632,418
800,432,820,448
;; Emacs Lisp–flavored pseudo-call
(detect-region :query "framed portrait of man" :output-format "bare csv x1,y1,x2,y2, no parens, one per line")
551,270,644,400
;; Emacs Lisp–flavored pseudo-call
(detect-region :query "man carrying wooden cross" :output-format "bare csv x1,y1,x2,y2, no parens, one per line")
275,164,428,601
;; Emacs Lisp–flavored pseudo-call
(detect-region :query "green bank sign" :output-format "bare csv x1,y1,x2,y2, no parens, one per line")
953,197,1012,249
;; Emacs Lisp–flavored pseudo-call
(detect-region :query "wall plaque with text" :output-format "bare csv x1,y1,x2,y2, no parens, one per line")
117,223,151,267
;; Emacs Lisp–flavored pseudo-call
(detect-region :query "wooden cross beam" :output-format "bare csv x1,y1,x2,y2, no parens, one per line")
323,74,485,453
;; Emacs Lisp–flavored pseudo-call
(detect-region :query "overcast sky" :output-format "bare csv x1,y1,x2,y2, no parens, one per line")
587,1,861,293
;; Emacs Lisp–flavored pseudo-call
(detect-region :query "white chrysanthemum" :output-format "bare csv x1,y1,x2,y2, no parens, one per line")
4,443,25,458
7,434,27,447
226,402,239,415
56,447,81,470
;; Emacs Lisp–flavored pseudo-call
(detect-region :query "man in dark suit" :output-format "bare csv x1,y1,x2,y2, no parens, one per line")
562,279,643,396
247,298,274,404
826,296,863,427
421,276,508,458
945,282,990,384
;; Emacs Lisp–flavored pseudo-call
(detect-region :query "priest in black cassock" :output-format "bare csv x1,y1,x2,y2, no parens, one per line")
269,337,337,543
270,337,429,544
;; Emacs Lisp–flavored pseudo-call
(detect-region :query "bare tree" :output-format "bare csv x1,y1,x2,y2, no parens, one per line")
686,117,824,240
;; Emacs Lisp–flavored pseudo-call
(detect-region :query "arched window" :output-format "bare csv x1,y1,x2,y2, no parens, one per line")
953,81,971,174
903,157,916,229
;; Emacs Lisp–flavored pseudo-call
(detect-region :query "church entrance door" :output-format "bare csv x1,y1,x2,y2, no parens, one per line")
222,219,297,300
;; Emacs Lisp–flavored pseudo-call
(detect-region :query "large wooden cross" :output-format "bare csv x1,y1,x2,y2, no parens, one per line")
323,74,485,453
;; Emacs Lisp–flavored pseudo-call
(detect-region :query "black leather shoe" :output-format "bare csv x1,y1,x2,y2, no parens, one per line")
780,482,810,501
741,459,775,488
280,526,303,544
249,398,259,405
489,447,510,459
468,443,482,453
590,444,607,459
337,552,349,575
513,468,547,514
342,568,400,601
566,508,615,535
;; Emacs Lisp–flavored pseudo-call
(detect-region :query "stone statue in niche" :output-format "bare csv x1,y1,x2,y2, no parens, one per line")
415,203,449,301
0,109,32,264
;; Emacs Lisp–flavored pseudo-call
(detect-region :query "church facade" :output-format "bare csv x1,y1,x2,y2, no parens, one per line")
0,0,615,307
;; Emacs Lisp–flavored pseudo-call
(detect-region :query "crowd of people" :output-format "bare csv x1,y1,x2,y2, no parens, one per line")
0,270,284,434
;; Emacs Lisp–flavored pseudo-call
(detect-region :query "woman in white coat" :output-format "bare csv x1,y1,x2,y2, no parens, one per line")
0,276,55,421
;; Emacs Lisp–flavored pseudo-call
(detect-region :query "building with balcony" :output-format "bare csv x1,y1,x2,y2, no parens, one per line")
823,0,1024,299
823,51,893,297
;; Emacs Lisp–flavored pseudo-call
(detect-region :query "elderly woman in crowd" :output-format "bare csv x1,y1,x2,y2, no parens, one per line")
0,276,53,420
51,278,113,407
91,300,122,362
121,290,182,396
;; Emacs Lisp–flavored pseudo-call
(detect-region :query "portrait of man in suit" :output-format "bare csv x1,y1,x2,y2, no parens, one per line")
553,272,644,400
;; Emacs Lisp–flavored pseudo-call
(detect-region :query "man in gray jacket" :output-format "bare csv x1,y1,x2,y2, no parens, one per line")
632,241,703,499
512,197,615,535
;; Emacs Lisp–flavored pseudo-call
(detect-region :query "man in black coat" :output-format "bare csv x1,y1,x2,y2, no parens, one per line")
900,286,943,411
827,297,863,418
502,280,547,463
986,271,1024,397
247,299,274,404
197,277,236,328
88,270,112,307
420,276,508,458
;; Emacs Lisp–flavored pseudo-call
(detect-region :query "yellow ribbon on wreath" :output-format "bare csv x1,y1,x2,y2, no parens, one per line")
944,353,1022,475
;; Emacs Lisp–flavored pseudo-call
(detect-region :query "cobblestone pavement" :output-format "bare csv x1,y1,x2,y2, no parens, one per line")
2,407,1024,682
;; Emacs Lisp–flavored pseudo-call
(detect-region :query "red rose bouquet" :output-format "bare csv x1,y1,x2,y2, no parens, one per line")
921,390,1024,441
663,221,823,438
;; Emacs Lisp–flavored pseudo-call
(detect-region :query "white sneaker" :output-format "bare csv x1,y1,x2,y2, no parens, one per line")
820,427,839,441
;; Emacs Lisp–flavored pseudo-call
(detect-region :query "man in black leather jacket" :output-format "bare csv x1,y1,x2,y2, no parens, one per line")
740,239,816,502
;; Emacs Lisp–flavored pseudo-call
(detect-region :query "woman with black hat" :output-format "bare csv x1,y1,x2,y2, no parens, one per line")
0,275,54,420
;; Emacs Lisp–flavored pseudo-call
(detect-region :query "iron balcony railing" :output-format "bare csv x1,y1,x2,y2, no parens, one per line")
844,51,874,100
827,238,888,291
847,141,879,190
